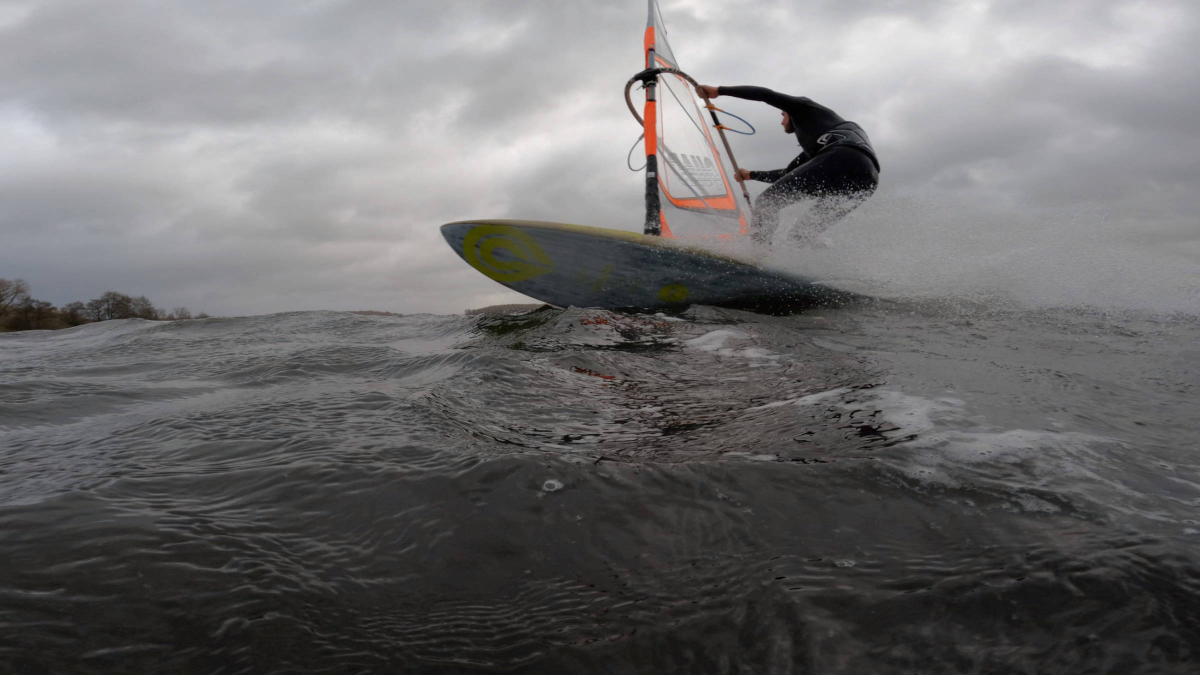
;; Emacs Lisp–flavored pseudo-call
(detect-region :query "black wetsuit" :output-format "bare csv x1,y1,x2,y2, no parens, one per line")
717,86,880,245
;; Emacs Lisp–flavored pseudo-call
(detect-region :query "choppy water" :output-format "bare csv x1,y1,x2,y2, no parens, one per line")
1,303,1198,673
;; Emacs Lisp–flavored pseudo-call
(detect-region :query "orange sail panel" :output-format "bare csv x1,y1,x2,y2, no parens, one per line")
642,0,748,239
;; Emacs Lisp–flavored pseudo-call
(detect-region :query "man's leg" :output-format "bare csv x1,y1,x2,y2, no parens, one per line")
751,170,822,246
751,148,878,247
786,189,874,247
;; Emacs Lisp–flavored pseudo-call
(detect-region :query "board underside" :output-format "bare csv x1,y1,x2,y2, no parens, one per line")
441,220,858,311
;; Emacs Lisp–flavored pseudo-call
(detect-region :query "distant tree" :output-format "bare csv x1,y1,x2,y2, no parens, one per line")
85,298,106,322
130,295,158,320
90,291,134,320
0,278,30,316
195,311,210,319
109,293,134,319
7,297,56,331
60,301,88,326
30,299,55,330
173,307,192,320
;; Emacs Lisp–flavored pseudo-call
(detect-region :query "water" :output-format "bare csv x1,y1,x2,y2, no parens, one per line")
1,302,1198,673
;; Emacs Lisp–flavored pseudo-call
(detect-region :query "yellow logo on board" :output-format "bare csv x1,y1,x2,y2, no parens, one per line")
659,283,688,302
462,224,553,283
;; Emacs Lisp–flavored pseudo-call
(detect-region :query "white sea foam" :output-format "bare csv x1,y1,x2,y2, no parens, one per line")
685,329,780,362
862,390,966,435
685,329,747,352
767,191,1200,314
748,387,851,411
833,387,1153,516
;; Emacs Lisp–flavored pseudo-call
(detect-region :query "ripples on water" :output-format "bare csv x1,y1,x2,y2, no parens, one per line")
1,304,1198,673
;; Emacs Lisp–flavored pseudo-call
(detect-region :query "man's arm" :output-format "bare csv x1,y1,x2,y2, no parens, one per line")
739,151,811,183
716,86,805,112
696,84,808,115
746,168,787,184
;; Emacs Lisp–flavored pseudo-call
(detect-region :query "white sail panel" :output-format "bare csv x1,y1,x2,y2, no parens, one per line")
643,0,748,240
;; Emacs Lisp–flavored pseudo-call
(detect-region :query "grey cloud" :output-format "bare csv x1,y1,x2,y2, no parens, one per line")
2,0,1197,316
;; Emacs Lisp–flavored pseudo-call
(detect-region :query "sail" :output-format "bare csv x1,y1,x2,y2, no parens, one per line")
642,0,749,240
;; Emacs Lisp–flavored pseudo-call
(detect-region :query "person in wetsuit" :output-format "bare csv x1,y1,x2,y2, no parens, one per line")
697,85,880,247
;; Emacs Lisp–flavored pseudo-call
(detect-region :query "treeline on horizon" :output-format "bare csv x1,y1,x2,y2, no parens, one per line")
0,278,209,333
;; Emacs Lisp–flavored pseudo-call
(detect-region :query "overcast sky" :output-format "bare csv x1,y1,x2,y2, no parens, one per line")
2,0,1198,316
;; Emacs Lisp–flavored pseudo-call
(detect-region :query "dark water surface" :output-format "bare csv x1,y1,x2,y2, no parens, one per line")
1,304,1198,673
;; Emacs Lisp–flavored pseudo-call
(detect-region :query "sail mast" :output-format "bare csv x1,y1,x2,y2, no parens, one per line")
643,0,661,236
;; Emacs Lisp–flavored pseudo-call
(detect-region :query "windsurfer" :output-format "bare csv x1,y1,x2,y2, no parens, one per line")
698,85,879,247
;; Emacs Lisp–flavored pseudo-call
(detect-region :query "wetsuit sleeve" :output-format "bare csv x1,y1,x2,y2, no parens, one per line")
748,169,787,183
749,152,812,183
717,86,805,111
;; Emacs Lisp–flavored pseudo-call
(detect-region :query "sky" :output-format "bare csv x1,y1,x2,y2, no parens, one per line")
2,0,1198,316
